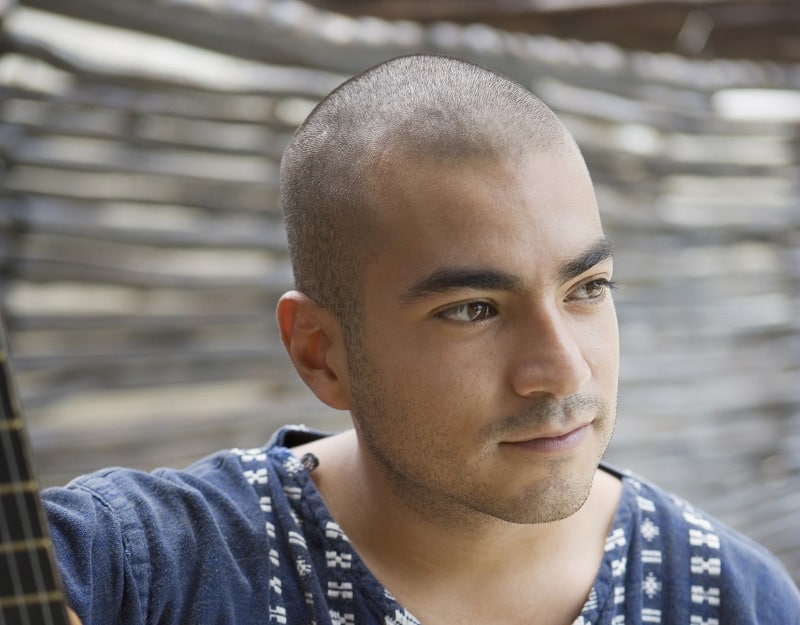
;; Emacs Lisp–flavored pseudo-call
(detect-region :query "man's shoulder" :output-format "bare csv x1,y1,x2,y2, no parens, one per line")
44,424,328,522
612,468,800,619
618,469,783,565
44,438,286,539
45,429,326,625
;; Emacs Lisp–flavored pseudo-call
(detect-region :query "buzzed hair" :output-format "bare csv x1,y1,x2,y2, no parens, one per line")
280,54,573,339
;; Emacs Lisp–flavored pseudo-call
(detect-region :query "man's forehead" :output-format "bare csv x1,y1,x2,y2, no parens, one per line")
368,146,598,226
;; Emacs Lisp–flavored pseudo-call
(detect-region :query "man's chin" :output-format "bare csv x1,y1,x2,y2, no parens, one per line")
477,474,596,526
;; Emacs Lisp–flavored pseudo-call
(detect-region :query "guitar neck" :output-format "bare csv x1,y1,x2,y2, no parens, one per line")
0,324,71,625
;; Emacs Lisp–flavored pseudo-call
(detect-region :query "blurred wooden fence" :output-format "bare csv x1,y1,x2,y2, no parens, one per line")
0,2,798,582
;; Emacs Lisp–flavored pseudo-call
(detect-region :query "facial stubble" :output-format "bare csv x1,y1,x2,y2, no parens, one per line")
346,344,616,529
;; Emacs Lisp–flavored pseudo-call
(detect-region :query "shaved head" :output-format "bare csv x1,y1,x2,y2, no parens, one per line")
280,54,577,339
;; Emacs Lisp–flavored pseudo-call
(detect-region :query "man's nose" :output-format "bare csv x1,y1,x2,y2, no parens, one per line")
510,303,592,398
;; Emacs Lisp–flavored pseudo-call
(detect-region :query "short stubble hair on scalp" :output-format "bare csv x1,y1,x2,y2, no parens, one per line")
280,54,576,343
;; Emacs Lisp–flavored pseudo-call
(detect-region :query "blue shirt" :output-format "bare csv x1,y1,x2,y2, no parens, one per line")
44,426,800,624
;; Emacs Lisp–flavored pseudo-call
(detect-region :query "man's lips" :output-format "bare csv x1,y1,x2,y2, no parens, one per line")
499,424,591,453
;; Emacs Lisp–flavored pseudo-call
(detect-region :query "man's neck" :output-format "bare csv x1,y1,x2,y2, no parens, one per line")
291,429,622,625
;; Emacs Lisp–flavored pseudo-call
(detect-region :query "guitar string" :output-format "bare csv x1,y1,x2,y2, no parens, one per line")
0,357,61,625
0,416,31,625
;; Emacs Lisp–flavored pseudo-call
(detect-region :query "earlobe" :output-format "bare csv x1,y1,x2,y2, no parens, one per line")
276,291,351,410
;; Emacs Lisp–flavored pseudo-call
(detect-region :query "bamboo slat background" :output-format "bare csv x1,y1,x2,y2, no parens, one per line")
0,2,798,583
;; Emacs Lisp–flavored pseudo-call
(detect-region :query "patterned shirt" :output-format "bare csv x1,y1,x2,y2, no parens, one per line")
45,426,800,624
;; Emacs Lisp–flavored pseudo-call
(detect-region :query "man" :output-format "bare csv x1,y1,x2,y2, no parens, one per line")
49,54,799,625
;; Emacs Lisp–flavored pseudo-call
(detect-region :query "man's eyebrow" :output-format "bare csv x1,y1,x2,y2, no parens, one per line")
559,239,615,284
398,239,614,306
399,267,523,306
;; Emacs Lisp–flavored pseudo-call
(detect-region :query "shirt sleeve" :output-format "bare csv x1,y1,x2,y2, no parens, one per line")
44,471,150,625
43,452,273,625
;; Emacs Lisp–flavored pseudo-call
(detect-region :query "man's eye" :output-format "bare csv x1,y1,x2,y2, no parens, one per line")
569,278,616,301
437,301,497,322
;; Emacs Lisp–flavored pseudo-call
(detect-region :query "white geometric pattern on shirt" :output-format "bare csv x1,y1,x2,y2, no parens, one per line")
249,448,421,625
684,503,722,624
323,519,360,625
573,474,726,625
636,490,664,623
233,448,290,624
572,487,630,625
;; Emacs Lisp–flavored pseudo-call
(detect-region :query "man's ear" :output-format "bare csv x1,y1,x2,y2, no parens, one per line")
276,291,351,410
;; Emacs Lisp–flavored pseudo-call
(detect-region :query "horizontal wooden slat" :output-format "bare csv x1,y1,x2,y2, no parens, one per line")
2,166,280,211
2,258,287,290
6,312,274,331
6,137,277,183
17,0,800,88
2,199,288,249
